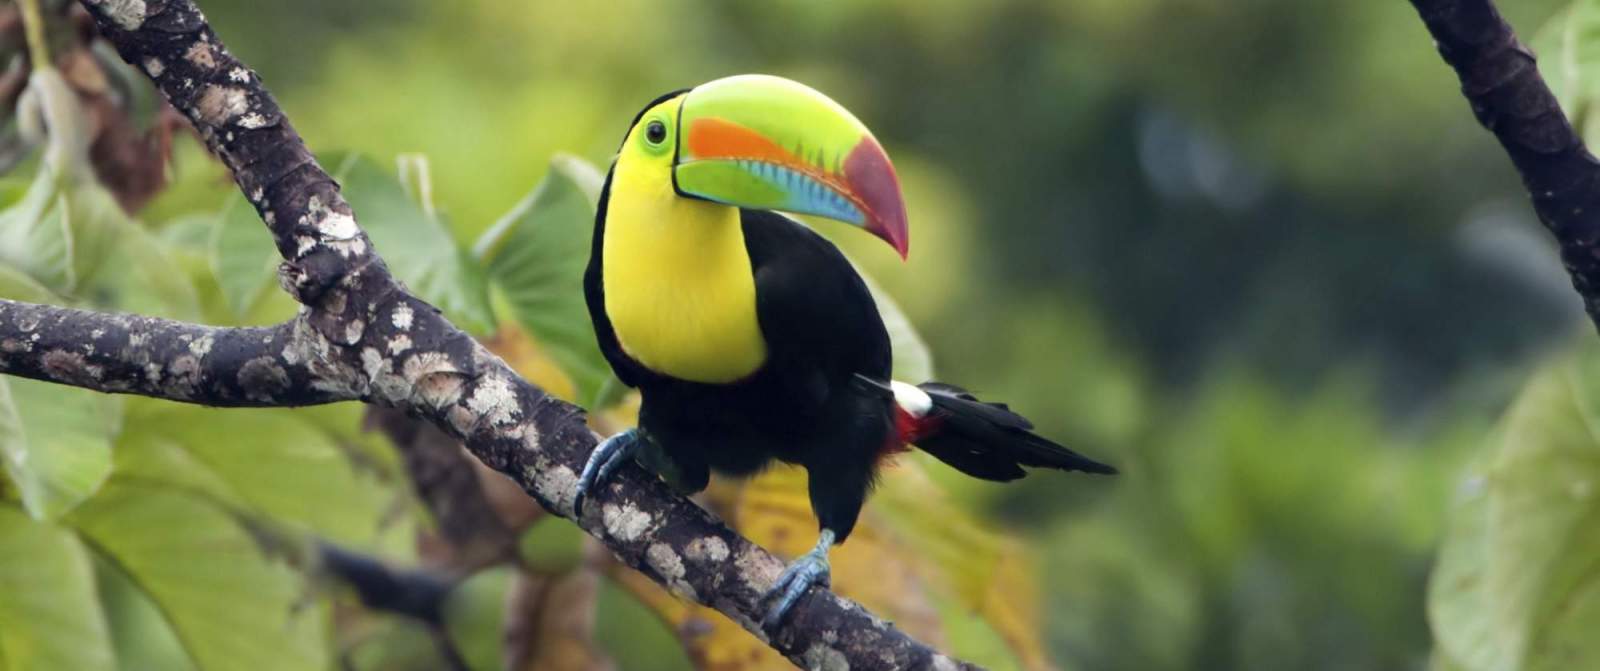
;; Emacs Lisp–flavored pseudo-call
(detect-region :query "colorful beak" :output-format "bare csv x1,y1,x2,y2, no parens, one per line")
672,75,910,258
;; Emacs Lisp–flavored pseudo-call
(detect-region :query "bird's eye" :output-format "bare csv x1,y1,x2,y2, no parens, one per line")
645,120,667,145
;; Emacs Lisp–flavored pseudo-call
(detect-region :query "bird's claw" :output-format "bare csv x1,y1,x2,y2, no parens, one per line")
761,546,832,631
573,429,644,517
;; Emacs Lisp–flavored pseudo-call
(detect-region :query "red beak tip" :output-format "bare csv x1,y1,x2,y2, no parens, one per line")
867,220,909,260
887,215,910,260
846,138,911,261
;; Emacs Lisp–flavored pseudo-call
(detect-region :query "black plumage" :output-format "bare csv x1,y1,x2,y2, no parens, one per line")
577,81,1117,630
586,168,893,540
585,168,1114,543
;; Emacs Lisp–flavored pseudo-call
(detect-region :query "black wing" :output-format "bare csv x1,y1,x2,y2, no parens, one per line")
741,209,892,414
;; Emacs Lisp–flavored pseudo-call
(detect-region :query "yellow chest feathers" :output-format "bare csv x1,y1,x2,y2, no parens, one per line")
602,170,768,384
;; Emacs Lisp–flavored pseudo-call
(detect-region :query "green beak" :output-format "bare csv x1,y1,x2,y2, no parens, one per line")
672,75,910,259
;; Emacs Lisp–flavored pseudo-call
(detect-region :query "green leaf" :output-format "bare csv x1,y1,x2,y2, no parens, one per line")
117,402,402,549
475,154,619,408
0,166,74,292
1427,463,1502,671
0,263,62,303
332,154,495,334
933,592,1025,671
208,194,277,319
141,138,236,229
292,403,406,482
518,514,586,573
1430,652,1473,671
160,213,220,253
1535,2,1600,145
66,482,328,671
0,378,117,520
593,575,695,671
85,224,203,321
109,431,247,516
0,506,115,671
442,566,516,671
56,182,128,293
341,618,449,671
94,556,200,671
1429,338,1600,671
0,177,31,206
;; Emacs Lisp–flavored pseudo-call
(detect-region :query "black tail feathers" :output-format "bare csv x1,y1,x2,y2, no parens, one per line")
906,381,1117,482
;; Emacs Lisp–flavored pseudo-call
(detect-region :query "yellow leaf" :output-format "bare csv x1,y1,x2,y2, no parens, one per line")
876,458,1058,671
729,465,946,642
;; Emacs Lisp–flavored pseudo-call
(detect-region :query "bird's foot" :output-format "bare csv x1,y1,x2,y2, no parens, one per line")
761,529,836,631
573,428,646,517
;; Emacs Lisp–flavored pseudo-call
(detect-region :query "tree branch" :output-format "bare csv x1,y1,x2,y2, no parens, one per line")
319,542,454,626
1410,0,1600,328
57,1,977,667
0,299,351,406
316,542,471,671
365,405,529,570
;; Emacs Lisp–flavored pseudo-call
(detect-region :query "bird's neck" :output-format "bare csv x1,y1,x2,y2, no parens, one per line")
601,163,767,383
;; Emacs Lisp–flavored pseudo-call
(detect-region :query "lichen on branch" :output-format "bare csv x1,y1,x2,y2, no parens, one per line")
0,299,345,406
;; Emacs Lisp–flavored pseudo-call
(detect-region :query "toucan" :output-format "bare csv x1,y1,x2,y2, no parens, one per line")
574,74,1115,628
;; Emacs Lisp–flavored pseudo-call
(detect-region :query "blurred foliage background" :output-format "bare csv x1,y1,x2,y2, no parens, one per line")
6,0,1600,670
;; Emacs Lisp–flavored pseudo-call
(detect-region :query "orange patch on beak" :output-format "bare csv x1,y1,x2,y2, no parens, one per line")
685,117,797,166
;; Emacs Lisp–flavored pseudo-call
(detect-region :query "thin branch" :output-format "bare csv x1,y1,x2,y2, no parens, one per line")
60,1,977,667
365,406,528,570
316,543,471,671
0,299,352,406
1410,0,1600,328
318,542,453,625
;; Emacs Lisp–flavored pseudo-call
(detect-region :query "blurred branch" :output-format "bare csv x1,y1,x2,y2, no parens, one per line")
1411,0,1600,328
364,407,610,670
319,542,453,626
504,568,613,671
40,1,981,667
365,406,531,570
316,542,470,671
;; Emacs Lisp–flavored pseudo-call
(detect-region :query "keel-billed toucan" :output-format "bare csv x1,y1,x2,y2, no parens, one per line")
575,74,1115,628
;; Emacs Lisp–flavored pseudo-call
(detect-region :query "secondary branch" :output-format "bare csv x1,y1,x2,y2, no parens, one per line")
1411,0,1600,327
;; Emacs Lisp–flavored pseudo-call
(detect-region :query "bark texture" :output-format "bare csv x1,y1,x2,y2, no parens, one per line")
0,300,346,406
17,1,983,668
1411,0,1600,327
